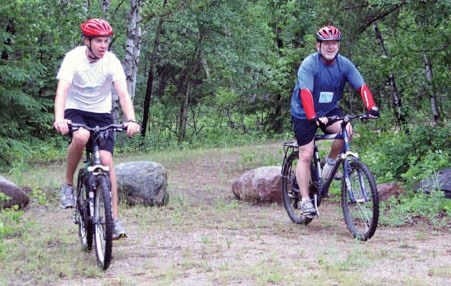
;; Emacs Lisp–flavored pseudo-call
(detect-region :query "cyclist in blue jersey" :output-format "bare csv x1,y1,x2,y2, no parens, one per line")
290,25,379,216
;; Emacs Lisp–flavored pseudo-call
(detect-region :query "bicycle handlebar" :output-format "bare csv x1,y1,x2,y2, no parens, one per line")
69,123,126,133
324,113,377,126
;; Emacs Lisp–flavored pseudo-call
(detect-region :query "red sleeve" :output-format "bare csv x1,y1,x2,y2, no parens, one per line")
300,88,316,120
359,84,375,110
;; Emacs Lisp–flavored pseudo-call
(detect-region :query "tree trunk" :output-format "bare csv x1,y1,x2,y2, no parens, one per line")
267,20,284,133
270,93,283,132
1,20,14,60
102,0,110,12
141,6,165,137
123,0,142,101
423,52,440,123
373,22,408,131
111,0,142,124
177,33,204,143
178,81,192,143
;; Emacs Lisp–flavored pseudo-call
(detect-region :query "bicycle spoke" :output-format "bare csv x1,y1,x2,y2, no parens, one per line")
341,160,379,241
76,169,93,252
281,152,313,225
94,175,113,270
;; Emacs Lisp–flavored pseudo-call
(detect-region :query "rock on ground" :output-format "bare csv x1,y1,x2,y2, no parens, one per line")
115,161,169,206
232,166,282,203
0,176,29,209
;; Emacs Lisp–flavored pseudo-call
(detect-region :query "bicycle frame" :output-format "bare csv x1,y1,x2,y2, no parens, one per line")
281,115,371,210
281,127,350,203
315,115,365,190
84,142,110,229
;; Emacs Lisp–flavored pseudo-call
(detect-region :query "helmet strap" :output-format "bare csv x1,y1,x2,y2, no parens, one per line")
85,39,99,63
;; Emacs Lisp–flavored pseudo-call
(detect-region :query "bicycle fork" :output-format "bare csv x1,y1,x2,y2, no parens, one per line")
342,157,369,204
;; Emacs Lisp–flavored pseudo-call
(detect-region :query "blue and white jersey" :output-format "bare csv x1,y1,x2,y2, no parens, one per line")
290,53,364,119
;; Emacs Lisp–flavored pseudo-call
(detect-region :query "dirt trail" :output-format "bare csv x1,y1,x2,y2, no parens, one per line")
16,145,451,285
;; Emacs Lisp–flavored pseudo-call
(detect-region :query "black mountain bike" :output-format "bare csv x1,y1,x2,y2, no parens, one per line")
70,123,125,270
281,114,379,241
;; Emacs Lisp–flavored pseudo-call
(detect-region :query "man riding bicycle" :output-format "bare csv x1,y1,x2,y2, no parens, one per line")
290,25,379,216
53,18,140,239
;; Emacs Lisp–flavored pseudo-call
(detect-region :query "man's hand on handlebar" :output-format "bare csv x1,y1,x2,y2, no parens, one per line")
53,119,72,135
367,107,380,118
124,120,140,137
311,116,329,127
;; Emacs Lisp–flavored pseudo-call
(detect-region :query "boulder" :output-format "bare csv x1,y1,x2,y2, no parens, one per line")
377,182,405,201
0,176,29,209
115,161,169,206
232,166,282,203
416,168,451,199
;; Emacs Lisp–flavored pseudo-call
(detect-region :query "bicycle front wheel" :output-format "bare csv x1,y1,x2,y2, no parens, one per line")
94,174,113,270
76,169,93,251
281,152,313,225
341,159,379,241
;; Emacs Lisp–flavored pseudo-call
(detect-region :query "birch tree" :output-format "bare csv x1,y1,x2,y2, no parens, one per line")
423,52,440,123
123,0,143,101
373,22,407,130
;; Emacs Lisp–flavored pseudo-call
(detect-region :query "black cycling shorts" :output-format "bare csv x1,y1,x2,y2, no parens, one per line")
64,109,115,153
292,108,344,146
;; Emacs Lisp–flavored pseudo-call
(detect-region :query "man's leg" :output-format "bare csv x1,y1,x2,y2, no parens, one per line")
296,140,316,215
292,117,317,215
99,151,118,218
296,140,314,200
61,130,89,208
326,121,353,160
66,130,90,185
321,122,353,180
100,150,128,239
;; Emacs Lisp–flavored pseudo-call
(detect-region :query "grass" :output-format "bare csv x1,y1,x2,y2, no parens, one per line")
0,142,450,285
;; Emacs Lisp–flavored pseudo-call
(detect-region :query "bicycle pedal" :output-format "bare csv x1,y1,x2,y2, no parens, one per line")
72,211,80,224
303,212,318,220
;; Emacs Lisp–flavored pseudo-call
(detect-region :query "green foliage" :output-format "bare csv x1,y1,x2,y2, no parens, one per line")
354,120,450,227
401,150,450,188
380,191,451,227
355,122,450,184
0,206,24,239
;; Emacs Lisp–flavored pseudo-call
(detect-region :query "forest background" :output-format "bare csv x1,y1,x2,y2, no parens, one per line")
0,0,450,220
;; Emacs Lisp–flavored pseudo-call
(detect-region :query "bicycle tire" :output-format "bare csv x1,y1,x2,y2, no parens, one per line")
341,159,379,241
281,152,313,225
76,169,93,251
94,174,113,270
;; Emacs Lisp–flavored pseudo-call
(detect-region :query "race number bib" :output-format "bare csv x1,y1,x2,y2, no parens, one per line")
319,92,334,103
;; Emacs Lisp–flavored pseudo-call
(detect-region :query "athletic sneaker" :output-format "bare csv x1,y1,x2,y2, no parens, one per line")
60,184,75,209
299,200,316,216
113,220,128,240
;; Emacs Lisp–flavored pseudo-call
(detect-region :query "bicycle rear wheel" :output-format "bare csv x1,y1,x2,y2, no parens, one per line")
281,152,313,225
94,174,113,270
341,159,379,241
76,169,93,251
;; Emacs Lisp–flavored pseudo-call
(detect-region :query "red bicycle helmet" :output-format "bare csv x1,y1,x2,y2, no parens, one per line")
80,18,113,38
316,25,341,42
